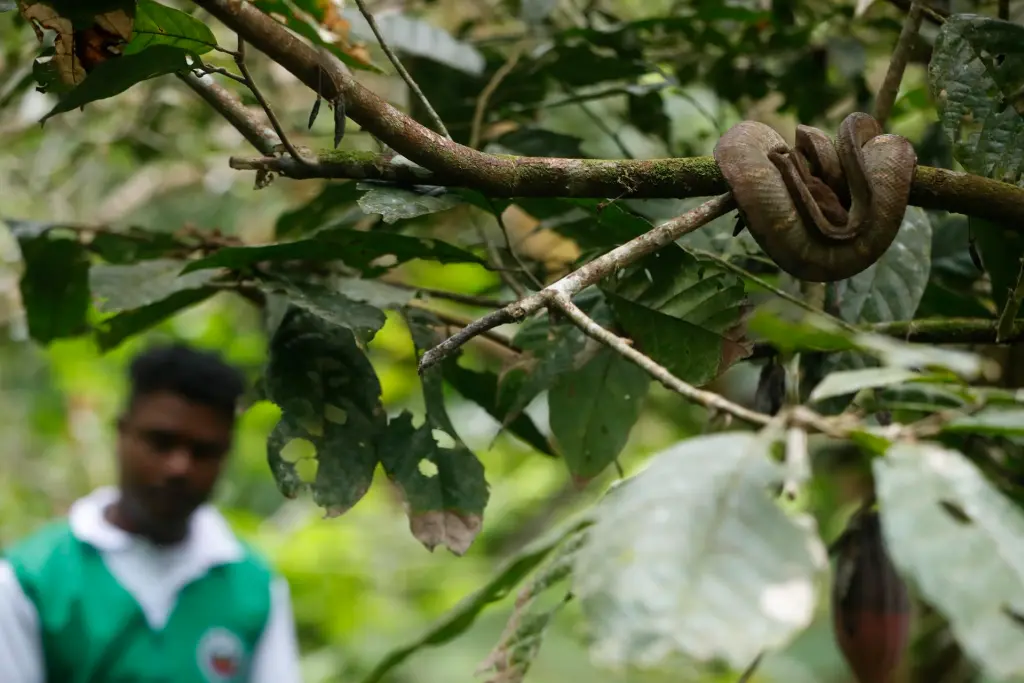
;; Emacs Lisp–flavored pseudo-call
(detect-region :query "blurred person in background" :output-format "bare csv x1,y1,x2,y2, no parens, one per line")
0,343,301,683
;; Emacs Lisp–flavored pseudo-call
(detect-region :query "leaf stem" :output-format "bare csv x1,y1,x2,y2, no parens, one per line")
874,0,924,127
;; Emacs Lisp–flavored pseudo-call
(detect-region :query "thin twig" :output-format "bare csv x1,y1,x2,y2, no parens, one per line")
353,0,450,139
192,60,247,85
874,0,924,126
476,224,528,298
559,80,633,159
689,248,858,333
175,71,280,155
489,197,544,290
737,653,763,683
379,278,511,308
407,301,520,352
418,193,735,371
233,38,313,165
470,44,524,149
552,292,771,427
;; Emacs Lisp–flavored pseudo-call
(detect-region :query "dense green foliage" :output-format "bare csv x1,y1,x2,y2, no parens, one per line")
3,1,1024,682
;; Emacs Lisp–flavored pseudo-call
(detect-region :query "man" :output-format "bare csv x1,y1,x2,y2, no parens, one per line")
0,343,302,683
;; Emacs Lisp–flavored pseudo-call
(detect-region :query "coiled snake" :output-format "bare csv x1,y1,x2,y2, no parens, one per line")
713,112,917,282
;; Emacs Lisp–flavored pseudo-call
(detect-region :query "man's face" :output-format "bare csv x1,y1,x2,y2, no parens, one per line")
115,391,234,540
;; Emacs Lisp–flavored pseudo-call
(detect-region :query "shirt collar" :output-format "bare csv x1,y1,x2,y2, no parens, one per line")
68,486,243,566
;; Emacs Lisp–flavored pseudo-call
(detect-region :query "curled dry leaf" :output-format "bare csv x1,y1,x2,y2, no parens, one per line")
18,1,135,86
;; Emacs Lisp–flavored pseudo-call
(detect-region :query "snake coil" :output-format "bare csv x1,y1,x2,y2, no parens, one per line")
714,112,917,282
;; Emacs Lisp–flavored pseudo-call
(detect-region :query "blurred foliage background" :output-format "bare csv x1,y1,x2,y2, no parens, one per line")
1,0,1019,681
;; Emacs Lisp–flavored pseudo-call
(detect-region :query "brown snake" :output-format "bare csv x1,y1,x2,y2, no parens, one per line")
713,112,917,282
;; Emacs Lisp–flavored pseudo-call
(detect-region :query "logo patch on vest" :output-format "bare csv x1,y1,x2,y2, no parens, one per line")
197,627,245,682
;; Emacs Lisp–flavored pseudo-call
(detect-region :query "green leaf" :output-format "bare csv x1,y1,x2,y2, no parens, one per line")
972,217,1024,314
88,227,195,264
942,408,1024,437
572,432,828,671
441,361,555,457
275,181,366,238
356,519,589,683
929,14,1024,186
603,246,751,385
42,44,193,121
549,345,650,482
89,258,219,350
874,442,1024,681
17,230,90,344
830,206,933,324
258,277,386,345
808,367,924,403
345,9,485,76
124,0,217,56
381,308,490,554
357,186,464,224
182,227,487,276
264,308,386,515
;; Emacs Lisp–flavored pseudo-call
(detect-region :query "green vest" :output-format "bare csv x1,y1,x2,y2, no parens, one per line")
4,520,274,683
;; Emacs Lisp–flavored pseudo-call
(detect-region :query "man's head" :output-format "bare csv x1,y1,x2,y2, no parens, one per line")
112,343,246,544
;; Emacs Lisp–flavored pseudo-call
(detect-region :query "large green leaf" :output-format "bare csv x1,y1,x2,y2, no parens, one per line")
549,345,650,483
264,308,387,515
275,181,366,239
602,246,751,386
16,229,90,344
43,44,193,121
928,14,1024,186
572,432,828,671
182,227,487,276
124,0,217,55
874,442,1024,681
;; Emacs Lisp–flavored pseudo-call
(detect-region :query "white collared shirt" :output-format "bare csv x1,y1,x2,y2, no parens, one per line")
0,487,302,683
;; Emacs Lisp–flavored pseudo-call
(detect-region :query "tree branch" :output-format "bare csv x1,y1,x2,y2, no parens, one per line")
176,72,280,155
874,0,924,126
418,194,735,371
191,0,1024,228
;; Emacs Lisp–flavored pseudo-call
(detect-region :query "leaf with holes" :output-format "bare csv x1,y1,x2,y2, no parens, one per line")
182,227,487,277
929,14,1024,186
264,308,386,515
602,246,751,386
377,411,489,555
549,345,650,483
386,308,490,554
124,0,217,55
16,229,90,344
572,432,828,671
874,442,1024,681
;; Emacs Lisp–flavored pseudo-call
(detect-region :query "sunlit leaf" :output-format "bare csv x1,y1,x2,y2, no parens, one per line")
124,0,217,55
874,442,1024,681
809,367,924,403
573,432,828,671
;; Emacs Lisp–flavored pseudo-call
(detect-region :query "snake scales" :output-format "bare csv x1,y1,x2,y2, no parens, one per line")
713,112,917,282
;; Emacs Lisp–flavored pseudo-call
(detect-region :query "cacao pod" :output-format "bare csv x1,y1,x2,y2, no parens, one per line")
832,508,911,683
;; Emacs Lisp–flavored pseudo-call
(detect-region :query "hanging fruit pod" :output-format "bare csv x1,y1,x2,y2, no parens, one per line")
832,508,912,683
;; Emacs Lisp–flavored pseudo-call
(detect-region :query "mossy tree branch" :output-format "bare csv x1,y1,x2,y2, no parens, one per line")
192,0,1024,228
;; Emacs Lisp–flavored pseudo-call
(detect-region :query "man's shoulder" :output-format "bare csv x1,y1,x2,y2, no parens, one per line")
3,520,76,565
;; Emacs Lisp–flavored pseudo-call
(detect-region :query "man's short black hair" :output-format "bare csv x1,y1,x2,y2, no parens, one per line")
127,343,246,422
